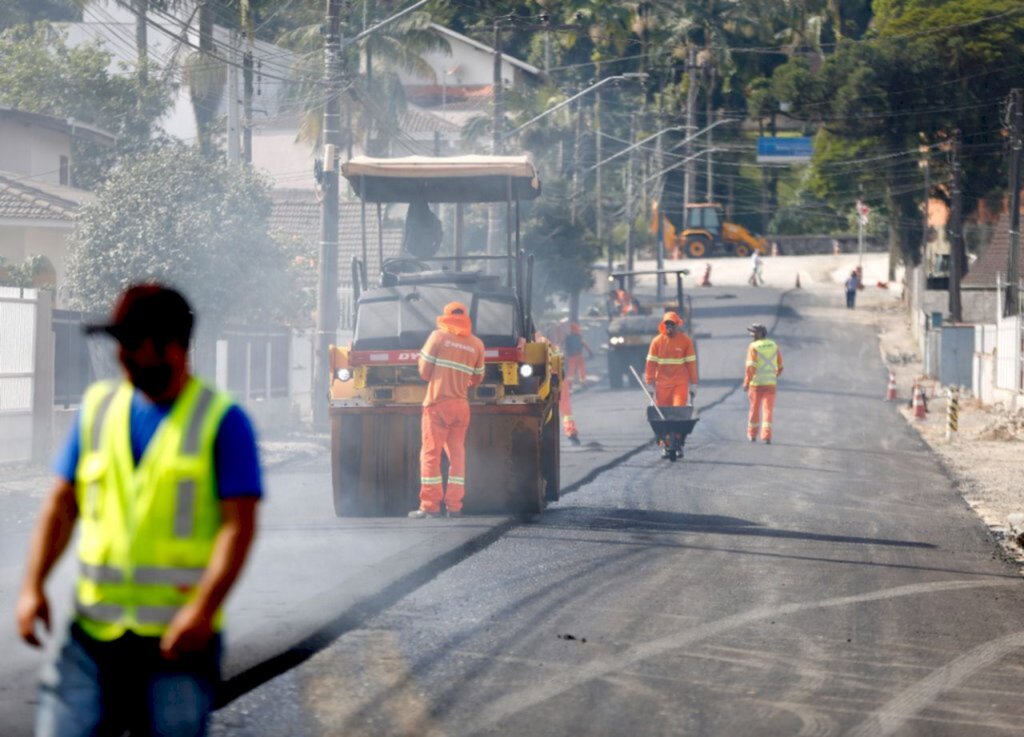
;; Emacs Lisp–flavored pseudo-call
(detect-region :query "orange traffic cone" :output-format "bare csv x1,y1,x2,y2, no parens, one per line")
700,263,712,287
912,383,927,419
795,273,802,289
885,372,897,401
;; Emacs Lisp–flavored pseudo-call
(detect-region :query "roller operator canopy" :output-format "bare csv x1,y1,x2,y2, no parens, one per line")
341,155,542,203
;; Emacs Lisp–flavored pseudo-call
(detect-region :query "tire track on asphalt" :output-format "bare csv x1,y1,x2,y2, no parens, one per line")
467,579,1015,734
845,630,1024,737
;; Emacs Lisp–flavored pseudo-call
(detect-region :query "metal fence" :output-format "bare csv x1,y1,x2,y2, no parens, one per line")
0,286,37,413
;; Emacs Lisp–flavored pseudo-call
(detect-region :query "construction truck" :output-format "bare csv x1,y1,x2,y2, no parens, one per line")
605,269,692,389
328,155,562,516
653,201,768,259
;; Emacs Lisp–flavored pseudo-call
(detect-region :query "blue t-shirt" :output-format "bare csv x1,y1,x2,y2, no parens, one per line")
54,389,264,500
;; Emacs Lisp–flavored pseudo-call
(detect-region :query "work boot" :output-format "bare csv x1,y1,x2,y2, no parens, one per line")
408,509,440,519
660,445,670,458
446,509,463,518
568,433,581,446
748,436,756,443
764,438,771,445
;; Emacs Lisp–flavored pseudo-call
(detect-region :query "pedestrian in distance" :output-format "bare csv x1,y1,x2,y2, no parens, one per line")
563,322,593,386
845,270,859,309
16,283,263,737
743,323,783,443
410,302,485,519
748,250,764,287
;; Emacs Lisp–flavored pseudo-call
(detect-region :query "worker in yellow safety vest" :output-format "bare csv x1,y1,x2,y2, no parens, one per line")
16,284,262,735
743,323,783,443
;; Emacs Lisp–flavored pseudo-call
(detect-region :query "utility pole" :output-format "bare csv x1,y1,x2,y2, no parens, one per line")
597,87,607,273
242,4,254,164
655,128,665,302
949,131,964,323
625,113,637,291
314,0,344,431
226,28,240,163
488,18,505,270
705,64,715,201
1007,88,1022,316
682,46,697,220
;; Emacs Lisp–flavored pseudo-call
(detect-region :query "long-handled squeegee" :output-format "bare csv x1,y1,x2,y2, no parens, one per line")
628,366,666,421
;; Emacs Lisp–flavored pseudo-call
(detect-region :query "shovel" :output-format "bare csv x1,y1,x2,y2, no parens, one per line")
628,366,666,421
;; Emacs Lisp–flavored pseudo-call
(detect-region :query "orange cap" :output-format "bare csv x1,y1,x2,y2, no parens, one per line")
443,301,468,316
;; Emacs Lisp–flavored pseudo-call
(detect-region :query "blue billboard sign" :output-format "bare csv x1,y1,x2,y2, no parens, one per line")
757,136,813,164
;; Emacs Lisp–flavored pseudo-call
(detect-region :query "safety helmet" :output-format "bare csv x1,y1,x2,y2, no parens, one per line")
746,323,767,339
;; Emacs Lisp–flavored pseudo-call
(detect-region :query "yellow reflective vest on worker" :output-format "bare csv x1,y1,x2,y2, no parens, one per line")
745,338,782,387
74,377,233,641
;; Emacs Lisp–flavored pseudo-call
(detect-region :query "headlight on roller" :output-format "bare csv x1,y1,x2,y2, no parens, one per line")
335,367,352,382
519,364,534,378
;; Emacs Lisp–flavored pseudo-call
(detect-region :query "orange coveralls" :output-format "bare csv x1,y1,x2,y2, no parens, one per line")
644,314,698,406
744,338,783,441
417,305,485,514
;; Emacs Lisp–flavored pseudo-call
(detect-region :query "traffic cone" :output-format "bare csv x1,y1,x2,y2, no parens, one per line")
912,383,927,419
700,263,712,287
885,372,897,401
795,273,801,289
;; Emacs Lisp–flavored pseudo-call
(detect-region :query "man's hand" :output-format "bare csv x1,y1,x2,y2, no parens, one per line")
742,383,749,391
16,586,50,648
160,602,215,659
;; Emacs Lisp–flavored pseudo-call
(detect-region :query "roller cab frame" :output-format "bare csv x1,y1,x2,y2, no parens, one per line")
328,155,562,516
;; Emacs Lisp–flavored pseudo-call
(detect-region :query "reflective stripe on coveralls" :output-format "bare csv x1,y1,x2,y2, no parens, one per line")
74,378,232,641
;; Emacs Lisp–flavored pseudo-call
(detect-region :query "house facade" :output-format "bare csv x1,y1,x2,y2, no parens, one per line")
0,108,110,299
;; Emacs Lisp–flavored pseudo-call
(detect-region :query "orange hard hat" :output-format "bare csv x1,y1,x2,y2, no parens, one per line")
662,311,683,326
443,301,468,316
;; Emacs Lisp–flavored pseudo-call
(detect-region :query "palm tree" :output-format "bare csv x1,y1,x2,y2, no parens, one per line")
275,0,447,156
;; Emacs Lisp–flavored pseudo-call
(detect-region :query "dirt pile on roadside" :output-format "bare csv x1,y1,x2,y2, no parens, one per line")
974,407,1024,442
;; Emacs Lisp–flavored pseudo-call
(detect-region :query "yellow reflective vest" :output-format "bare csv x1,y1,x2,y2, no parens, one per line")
745,339,782,387
74,377,232,641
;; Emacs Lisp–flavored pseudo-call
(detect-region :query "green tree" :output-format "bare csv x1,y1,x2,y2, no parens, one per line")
523,180,600,311
66,145,301,349
0,25,172,188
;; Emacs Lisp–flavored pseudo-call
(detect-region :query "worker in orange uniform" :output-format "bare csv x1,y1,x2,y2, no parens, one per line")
743,323,783,443
563,322,593,385
644,311,699,407
410,302,485,519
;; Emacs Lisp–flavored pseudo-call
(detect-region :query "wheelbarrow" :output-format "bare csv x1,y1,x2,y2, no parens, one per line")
629,367,700,462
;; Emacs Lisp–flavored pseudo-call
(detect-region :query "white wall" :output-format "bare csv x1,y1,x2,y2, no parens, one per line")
0,119,70,183
70,1,300,186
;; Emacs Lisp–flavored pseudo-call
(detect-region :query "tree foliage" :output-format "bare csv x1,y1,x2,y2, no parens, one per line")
66,146,300,332
0,25,172,188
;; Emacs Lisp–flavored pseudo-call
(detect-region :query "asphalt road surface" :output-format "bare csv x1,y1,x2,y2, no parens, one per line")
5,283,1024,736
207,285,1024,736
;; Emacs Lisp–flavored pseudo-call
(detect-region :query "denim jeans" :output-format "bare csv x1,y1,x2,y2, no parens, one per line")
36,623,221,737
